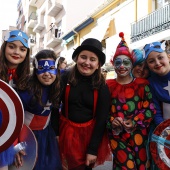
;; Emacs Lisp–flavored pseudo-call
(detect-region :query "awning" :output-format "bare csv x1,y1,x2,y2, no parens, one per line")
85,18,110,41
62,17,94,41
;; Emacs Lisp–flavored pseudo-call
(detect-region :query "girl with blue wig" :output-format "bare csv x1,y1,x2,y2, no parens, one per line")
131,49,150,78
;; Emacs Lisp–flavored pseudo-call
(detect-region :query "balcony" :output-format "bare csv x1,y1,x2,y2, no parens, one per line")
29,0,45,8
131,3,170,43
47,0,63,17
46,28,62,48
33,16,45,33
32,44,44,56
28,12,37,28
17,0,22,9
29,35,36,47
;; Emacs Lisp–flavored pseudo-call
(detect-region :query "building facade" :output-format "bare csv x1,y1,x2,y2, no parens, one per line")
1,0,170,66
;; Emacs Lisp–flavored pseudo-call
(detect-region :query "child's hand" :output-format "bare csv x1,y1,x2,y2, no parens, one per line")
14,150,26,168
123,119,133,133
112,117,123,128
85,154,97,166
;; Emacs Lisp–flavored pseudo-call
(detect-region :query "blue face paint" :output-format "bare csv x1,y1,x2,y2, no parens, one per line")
36,60,57,75
114,58,132,69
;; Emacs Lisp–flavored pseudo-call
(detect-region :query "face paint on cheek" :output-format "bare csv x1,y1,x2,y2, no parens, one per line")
115,67,131,77
36,60,57,75
114,58,132,77
114,58,132,69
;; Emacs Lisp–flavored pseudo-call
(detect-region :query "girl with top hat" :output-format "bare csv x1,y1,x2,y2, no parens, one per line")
0,30,30,170
57,38,112,170
17,49,62,170
106,32,156,170
142,41,170,170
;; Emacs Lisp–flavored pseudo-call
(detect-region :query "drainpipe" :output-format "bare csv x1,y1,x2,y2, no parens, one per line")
135,0,137,21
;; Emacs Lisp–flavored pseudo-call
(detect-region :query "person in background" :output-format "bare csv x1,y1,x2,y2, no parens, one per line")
106,32,156,170
17,49,62,170
57,56,67,73
131,49,150,78
58,38,112,170
0,30,30,170
101,68,108,80
131,48,157,169
160,40,170,59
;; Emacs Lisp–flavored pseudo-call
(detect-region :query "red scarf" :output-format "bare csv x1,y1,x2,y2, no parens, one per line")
8,68,17,81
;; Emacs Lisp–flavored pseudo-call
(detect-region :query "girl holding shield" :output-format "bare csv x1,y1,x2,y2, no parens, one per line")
0,30,30,170
17,49,62,170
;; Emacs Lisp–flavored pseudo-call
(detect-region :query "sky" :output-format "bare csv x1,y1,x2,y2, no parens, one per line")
0,0,18,32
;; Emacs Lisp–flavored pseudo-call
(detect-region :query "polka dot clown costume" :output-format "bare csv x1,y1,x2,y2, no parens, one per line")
106,32,156,170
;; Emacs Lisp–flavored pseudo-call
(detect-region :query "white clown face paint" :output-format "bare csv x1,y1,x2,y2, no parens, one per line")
114,55,132,77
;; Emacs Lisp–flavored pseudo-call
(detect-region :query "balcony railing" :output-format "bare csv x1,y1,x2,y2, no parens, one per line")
29,0,45,8
46,28,62,48
33,15,45,33
131,3,170,43
47,0,63,17
17,0,22,9
28,12,37,22
28,12,37,28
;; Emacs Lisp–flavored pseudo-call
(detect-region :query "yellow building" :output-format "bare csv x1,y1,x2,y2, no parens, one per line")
62,0,170,65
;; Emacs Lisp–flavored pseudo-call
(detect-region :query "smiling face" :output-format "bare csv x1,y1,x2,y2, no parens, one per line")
76,50,99,76
113,55,132,77
146,51,170,76
5,41,28,69
36,58,57,86
132,61,150,78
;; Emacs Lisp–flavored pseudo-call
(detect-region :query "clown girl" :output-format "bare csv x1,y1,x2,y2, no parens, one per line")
17,49,62,170
106,32,156,170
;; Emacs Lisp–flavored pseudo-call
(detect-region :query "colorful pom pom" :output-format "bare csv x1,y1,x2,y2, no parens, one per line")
119,32,124,38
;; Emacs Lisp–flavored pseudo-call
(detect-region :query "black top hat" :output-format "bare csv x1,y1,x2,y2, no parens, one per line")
72,38,106,66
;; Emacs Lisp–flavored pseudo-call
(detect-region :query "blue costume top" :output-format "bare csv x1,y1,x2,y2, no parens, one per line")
18,86,62,170
148,72,170,126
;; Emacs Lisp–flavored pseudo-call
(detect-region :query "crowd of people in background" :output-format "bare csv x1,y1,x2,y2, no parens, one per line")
1,29,170,170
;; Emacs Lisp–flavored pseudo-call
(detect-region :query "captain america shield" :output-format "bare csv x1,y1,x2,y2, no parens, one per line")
150,119,170,170
0,79,24,152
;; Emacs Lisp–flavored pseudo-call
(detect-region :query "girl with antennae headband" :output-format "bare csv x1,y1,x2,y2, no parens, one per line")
17,49,62,170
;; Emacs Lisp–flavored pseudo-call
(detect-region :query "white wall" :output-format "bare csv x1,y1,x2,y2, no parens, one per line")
62,0,106,33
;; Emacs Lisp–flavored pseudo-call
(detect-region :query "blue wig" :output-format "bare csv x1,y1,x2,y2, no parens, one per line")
132,49,145,67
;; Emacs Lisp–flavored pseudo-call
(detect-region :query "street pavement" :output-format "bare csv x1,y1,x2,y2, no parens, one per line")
93,161,113,170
